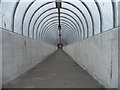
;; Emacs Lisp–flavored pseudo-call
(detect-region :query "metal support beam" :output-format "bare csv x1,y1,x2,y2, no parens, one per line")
58,9,61,28
55,0,62,44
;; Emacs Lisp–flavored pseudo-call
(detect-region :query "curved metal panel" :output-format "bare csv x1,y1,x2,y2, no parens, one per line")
37,16,80,39
79,0,94,37
21,0,36,35
10,0,117,46
41,24,77,45
41,23,76,41
27,1,54,37
42,25,76,44
33,7,85,40
12,0,20,32
61,7,85,39
37,21,76,40
25,1,87,39
41,22,76,39
62,1,88,38
39,18,79,40
32,12,82,39
111,0,116,27
33,7,56,38
94,0,103,33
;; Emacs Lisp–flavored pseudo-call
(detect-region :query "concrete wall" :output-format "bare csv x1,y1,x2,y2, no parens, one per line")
0,30,2,89
118,27,120,90
64,28,118,88
2,30,56,86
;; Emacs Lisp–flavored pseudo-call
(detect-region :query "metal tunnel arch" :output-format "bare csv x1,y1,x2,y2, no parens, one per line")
41,23,77,41
6,0,117,46
26,2,87,40
32,8,84,39
32,10,82,39
42,25,76,45
38,18,79,41
32,7,86,40
41,21,77,39
19,1,90,39
37,21,77,40
36,13,81,39
41,23,77,45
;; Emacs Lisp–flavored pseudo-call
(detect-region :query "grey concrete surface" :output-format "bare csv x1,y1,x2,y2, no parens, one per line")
118,27,120,90
64,28,118,88
3,50,103,88
2,30,56,86
0,30,2,89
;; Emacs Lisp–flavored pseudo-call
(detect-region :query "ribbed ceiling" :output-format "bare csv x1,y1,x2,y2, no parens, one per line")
1,0,119,46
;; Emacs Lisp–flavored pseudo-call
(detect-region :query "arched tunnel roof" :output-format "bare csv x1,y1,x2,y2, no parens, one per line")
0,0,119,46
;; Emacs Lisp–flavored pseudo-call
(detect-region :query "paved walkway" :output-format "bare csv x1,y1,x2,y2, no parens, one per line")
4,50,104,88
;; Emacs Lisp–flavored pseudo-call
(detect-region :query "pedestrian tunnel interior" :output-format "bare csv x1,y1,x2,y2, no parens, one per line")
0,0,119,89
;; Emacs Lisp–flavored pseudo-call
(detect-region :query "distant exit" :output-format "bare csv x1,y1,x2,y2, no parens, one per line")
57,43,63,49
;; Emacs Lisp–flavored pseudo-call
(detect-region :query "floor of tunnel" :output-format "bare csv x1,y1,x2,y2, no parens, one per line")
3,50,104,88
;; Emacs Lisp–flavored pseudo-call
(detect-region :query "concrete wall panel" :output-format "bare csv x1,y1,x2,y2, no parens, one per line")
2,30,56,86
118,27,120,90
0,30,2,89
64,28,118,88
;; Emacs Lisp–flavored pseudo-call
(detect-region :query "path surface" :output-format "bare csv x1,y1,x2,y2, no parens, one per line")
4,50,104,88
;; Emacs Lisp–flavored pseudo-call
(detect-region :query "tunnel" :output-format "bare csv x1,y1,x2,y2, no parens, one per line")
0,0,119,89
